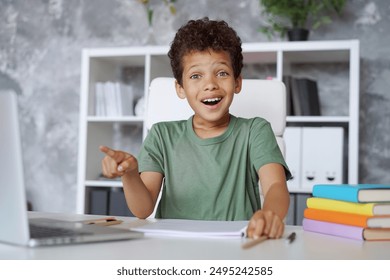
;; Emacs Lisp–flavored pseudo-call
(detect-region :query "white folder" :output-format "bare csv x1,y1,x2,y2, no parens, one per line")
284,127,303,192
300,127,344,192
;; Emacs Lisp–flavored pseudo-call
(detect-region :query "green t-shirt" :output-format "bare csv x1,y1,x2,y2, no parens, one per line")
138,115,291,221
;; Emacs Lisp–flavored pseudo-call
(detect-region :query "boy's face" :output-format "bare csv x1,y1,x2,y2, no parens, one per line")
175,50,242,125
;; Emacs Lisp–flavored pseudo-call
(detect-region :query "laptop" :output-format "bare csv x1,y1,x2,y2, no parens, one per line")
0,91,143,247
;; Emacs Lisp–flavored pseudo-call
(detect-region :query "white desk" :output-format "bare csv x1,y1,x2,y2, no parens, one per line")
1,212,389,260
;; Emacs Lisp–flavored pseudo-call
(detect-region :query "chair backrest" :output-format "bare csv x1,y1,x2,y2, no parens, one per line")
145,77,287,155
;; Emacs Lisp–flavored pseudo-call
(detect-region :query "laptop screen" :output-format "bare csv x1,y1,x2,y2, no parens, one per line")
0,91,30,245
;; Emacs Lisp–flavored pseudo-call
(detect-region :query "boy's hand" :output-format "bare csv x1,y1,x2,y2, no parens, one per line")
99,145,138,178
246,209,284,239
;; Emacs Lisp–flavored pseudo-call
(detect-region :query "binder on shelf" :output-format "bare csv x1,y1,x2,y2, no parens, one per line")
282,76,294,116
290,78,303,116
109,188,134,217
290,77,321,116
284,127,302,192
301,127,344,192
89,188,109,215
285,194,296,225
296,193,311,225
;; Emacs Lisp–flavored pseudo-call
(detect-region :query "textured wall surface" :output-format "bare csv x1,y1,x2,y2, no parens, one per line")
0,0,389,213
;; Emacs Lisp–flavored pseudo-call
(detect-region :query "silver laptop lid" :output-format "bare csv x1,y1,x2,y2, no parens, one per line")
0,91,30,246
0,91,143,247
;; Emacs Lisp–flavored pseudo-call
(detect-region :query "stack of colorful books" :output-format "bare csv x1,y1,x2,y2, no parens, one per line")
302,184,390,241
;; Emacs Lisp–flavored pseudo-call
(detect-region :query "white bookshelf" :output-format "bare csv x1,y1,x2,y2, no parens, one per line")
77,40,360,214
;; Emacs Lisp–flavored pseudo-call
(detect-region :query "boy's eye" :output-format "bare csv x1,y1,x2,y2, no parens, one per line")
190,74,201,79
217,71,229,77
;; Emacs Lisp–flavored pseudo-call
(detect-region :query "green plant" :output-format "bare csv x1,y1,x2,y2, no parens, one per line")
139,0,176,27
259,0,346,39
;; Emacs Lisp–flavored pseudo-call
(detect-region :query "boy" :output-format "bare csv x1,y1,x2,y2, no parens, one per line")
100,18,291,239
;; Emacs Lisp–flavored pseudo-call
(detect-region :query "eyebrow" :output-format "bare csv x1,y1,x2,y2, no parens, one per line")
186,61,231,72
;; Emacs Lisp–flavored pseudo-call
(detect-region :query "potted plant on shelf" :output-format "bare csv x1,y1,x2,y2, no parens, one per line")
139,0,177,45
259,0,346,41
139,0,176,27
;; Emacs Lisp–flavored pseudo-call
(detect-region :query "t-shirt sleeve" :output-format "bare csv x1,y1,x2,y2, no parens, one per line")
138,124,165,174
249,118,292,180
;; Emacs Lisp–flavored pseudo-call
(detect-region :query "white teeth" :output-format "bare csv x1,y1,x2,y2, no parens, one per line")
202,97,221,102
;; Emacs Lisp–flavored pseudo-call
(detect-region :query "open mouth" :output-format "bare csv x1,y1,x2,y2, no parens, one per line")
201,97,222,106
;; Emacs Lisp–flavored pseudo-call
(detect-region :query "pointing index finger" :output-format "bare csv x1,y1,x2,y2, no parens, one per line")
99,145,116,157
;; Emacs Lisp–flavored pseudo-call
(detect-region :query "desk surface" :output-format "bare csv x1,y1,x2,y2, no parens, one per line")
1,212,389,260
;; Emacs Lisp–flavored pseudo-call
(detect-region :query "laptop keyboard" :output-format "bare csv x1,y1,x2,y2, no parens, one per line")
30,224,91,239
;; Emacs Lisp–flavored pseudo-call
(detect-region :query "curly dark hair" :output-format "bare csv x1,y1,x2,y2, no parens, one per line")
168,17,243,86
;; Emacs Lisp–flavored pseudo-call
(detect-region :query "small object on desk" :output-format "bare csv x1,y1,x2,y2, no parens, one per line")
83,217,123,226
241,236,268,250
286,232,296,244
130,219,248,238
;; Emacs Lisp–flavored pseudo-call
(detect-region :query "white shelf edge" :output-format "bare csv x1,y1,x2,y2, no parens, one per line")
286,116,350,123
83,46,169,57
87,116,144,123
242,40,358,52
85,180,123,187
83,40,358,58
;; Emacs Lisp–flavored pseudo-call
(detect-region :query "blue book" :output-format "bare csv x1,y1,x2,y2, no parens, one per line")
312,184,390,203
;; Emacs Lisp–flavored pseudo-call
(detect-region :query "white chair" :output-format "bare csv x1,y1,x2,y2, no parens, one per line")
145,77,287,155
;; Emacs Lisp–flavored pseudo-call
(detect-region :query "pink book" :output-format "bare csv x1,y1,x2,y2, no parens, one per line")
302,218,364,240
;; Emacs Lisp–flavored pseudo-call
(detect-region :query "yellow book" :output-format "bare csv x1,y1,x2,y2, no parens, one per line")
306,197,390,216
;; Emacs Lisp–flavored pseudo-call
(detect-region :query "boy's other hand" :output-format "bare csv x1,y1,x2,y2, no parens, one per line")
99,145,138,178
246,210,284,239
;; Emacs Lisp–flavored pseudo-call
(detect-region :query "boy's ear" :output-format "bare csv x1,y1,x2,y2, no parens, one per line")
175,80,186,99
234,75,243,94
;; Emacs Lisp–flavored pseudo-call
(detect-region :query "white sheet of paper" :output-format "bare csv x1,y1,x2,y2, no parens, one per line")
130,219,248,239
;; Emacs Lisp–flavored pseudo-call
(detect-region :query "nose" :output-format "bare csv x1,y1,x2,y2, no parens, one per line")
203,75,218,91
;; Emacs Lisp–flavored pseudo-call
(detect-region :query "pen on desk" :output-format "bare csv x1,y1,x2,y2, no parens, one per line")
241,236,268,250
84,217,123,226
286,232,296,244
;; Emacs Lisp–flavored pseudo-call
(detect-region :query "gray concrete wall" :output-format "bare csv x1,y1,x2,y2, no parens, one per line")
1,0,389,213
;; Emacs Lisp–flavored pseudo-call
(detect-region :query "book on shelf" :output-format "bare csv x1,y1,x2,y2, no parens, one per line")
303,218,390,241
108,188,134,217
103,82,118,116
119,83,134,116
89,189,109,215
306,197,390,216
89,188,134,217
312,184,390,203
94,81,134,117
282,76,294,116
290,77,302,116
290,77,321,116
95,82,105,116
304,208,390,228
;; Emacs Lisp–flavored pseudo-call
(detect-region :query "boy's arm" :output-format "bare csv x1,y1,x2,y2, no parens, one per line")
122,171,163,218
246,163,290,239
100,145,163,219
